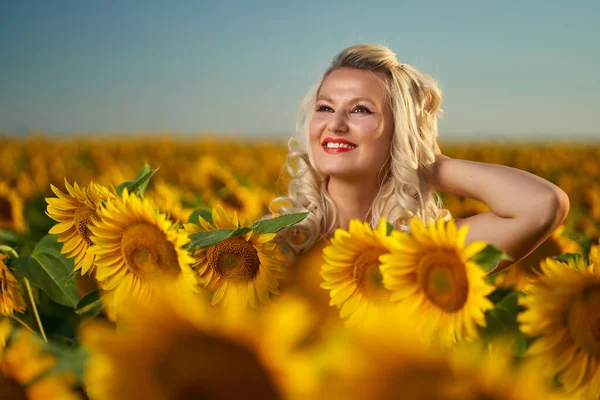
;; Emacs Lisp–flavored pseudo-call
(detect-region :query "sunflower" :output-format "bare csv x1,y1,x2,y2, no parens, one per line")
193,155,238,198
212,184,265,222
444,339,569,400
320,218,396,327
182,205,284,308
1,317,11,349
495,225,583,290
15,172,38,201
80,283,281,400
518,255,600,395
591,243,599,266
321,324,567,400
0,323,82,400
0,181,26,233
380,217,494,348
88,189,197,311
319,323,455,400
250,292,331,399
147,180,193,224
0,254,26,317
46,179,114,275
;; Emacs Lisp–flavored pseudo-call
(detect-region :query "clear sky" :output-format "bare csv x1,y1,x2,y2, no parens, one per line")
1,0,598,139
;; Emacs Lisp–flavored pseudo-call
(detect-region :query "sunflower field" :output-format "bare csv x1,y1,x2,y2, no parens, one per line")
0,134,599,399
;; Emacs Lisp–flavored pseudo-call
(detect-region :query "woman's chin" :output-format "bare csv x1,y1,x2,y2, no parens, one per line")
319,168,360,180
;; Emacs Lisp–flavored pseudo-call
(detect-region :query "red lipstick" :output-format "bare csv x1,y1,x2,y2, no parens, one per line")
321,137,358,153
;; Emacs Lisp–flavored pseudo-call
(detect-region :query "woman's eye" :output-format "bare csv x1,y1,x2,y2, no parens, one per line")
315,105,333,112
352,105,372,114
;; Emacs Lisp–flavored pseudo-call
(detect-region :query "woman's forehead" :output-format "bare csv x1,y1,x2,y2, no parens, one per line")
318,68,386,101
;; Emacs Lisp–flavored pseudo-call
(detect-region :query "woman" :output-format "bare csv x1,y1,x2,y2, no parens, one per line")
272,43,570,275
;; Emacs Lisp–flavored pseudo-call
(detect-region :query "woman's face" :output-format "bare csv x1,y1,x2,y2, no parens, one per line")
310,67,395,180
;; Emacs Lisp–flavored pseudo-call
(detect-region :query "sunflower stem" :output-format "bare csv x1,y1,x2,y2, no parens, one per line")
23,278,47,343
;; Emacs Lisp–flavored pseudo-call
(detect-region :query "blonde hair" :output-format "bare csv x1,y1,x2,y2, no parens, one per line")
271,43,451,254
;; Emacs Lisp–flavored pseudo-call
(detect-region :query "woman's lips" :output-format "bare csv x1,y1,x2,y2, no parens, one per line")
321,137,358,153
322,144,356,153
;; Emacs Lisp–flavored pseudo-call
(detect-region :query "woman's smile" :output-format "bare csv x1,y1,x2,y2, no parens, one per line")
322,137,358,153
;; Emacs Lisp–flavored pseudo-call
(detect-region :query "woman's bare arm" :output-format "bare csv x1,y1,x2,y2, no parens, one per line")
429,154,570,274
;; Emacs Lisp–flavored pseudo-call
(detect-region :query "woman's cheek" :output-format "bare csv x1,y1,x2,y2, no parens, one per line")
354,117,384,139
309,119,324,142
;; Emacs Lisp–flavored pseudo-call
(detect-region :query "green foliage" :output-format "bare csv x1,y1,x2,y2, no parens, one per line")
116,162,158,197
187,212,308,251
44,339,88,384
479,290,526,356
24,195,56,245
472,244,513,273
486,287,513,305
187,227,252,251
187,208,214,227
386,221,395,235
10,234,79,308
249,212,309,234
36,293,83,340
75,289,103,319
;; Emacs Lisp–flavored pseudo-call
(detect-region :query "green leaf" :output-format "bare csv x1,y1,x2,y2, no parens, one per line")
479,291,524,342
494,290,524,314
46,334,77,348
471,244,513,273
23,195,56,244
187,227,254,251
250,212,309,234
45,342,88,384
75,289,103,318
386,222,395,235
116,163,158,197
10,235,79,308
187,208,214,227
487,288,513,305
188,229,235,250
514,334,528,358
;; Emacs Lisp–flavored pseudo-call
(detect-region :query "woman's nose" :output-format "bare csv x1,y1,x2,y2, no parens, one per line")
327,112,349,133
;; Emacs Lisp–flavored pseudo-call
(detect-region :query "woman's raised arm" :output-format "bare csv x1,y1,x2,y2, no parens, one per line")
429,154,570,274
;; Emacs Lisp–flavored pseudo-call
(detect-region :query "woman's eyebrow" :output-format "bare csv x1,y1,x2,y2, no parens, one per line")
316,95,377,105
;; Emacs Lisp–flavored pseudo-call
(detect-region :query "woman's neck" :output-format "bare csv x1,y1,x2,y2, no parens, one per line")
326,176,380,232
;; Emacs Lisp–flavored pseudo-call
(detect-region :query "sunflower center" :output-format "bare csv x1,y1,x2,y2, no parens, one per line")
417,252,469,312
353,248,388,301
206,237,260,282
208,175,227,194
0,374,28,400
221,191,243,210
74,205,97,246
156,333,279,400
567,284,600,355
121,223,181,280
0,197,12,221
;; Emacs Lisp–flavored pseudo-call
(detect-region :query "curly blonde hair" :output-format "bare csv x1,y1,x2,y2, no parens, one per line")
271,43,451,254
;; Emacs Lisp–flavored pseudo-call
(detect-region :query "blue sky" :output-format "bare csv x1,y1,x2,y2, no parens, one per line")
0,1,598,138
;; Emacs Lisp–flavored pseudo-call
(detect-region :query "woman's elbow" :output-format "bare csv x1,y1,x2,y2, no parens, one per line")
537,187,570,230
